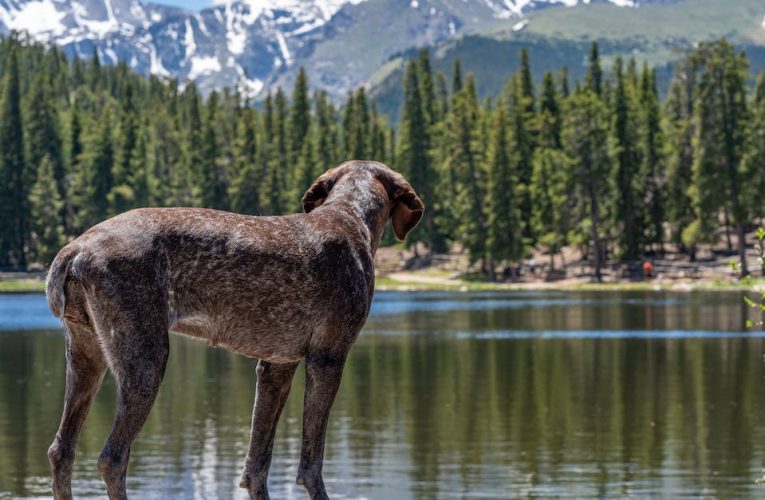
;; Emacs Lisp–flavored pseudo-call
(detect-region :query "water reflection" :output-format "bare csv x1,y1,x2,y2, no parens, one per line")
1,291,765,498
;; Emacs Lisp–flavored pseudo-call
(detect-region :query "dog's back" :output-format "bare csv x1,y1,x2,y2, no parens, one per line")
49,206,374,362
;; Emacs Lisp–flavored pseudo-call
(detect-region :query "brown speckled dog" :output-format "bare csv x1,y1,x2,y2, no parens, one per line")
45,160,423,500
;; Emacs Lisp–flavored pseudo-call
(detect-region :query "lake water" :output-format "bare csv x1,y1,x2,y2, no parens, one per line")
2,290,765,498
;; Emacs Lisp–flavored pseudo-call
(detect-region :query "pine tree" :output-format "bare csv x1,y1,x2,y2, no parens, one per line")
294,133,317,210
418,49,437,125
230,107,261,215
274,88,289,209
508,68,536,243
314,91,338,171
109,82,140,215
446,74,486,264
689,40,750,276
517,48,535,114
262,93,280,215
199,91,228,210
146,104,181,207
25,75,63,191
532,74,568,268
435,72,449,120
639,66,665,253
0,47,27,267
289,67,311,166
263,89,289,214
611,56,642,260
559,67,570,99
64,99,83,232
742,83,765,273
76,108,114,230
342,90,355,159
68,100,83,175
398,60,436,251
370,102,387,161
29,155,66,265
538,71,561,149
486,107,521,279
88,47,101,91
351,87,370,159
664,61,697,256
564,90,611,282
25,73,66,231
531,148,569,270
175,84,203,205
115,82,138,184
585,42,603,96
452,58,463,95
755,71,765,105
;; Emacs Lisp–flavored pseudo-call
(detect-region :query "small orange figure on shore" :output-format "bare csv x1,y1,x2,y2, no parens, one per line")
643,261,654,279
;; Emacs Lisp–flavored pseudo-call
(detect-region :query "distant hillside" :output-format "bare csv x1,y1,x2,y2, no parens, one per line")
368,0,765,120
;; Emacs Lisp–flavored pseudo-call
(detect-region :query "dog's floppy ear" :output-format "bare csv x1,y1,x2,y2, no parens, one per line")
302,168,339,213
391,179,424,241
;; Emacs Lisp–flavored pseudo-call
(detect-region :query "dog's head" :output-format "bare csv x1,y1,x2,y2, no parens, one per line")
301,161,425,240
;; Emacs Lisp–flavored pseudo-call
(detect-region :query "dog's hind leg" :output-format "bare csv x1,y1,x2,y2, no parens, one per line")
48,320,108,500
96,326,169,499
296,350,347,500
240,360,299,500
88,289,170,500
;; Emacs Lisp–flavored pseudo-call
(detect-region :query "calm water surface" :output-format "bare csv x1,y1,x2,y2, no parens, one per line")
2,290,765,498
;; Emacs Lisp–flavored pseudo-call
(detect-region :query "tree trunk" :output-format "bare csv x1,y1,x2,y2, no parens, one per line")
487,257,496,282
737,222,748,278
592,239,603,282
723,206,733,254
588,180,603,283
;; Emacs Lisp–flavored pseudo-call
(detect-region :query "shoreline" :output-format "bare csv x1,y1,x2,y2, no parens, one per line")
374,275,760,293
1,274,760,294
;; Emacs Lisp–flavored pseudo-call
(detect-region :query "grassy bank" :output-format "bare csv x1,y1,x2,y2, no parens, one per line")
374,273,763,292
0,275,759,294
0,279,46,293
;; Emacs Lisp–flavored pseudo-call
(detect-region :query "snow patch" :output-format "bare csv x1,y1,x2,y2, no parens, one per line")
71,0,119,38
149,44,170,77
234,62,264,98
274,30,292,65
105,47,118,63
225,2,247,55
220,0,366,22
483,0,636,19
512,18,529,31
2,0,67,40
188,56,222,79
184,18,197,58
195,14,211,37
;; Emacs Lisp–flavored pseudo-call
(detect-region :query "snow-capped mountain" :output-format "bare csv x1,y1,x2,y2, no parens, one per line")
0,0,659,97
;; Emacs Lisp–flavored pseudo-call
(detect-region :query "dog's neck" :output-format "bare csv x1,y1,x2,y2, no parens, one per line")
319,175,390,257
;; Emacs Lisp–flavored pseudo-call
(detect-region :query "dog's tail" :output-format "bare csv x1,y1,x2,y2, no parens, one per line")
46,244,79,318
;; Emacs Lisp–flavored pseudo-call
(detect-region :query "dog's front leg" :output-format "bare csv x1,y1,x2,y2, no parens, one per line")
240,360,299,500
296,350,347,500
